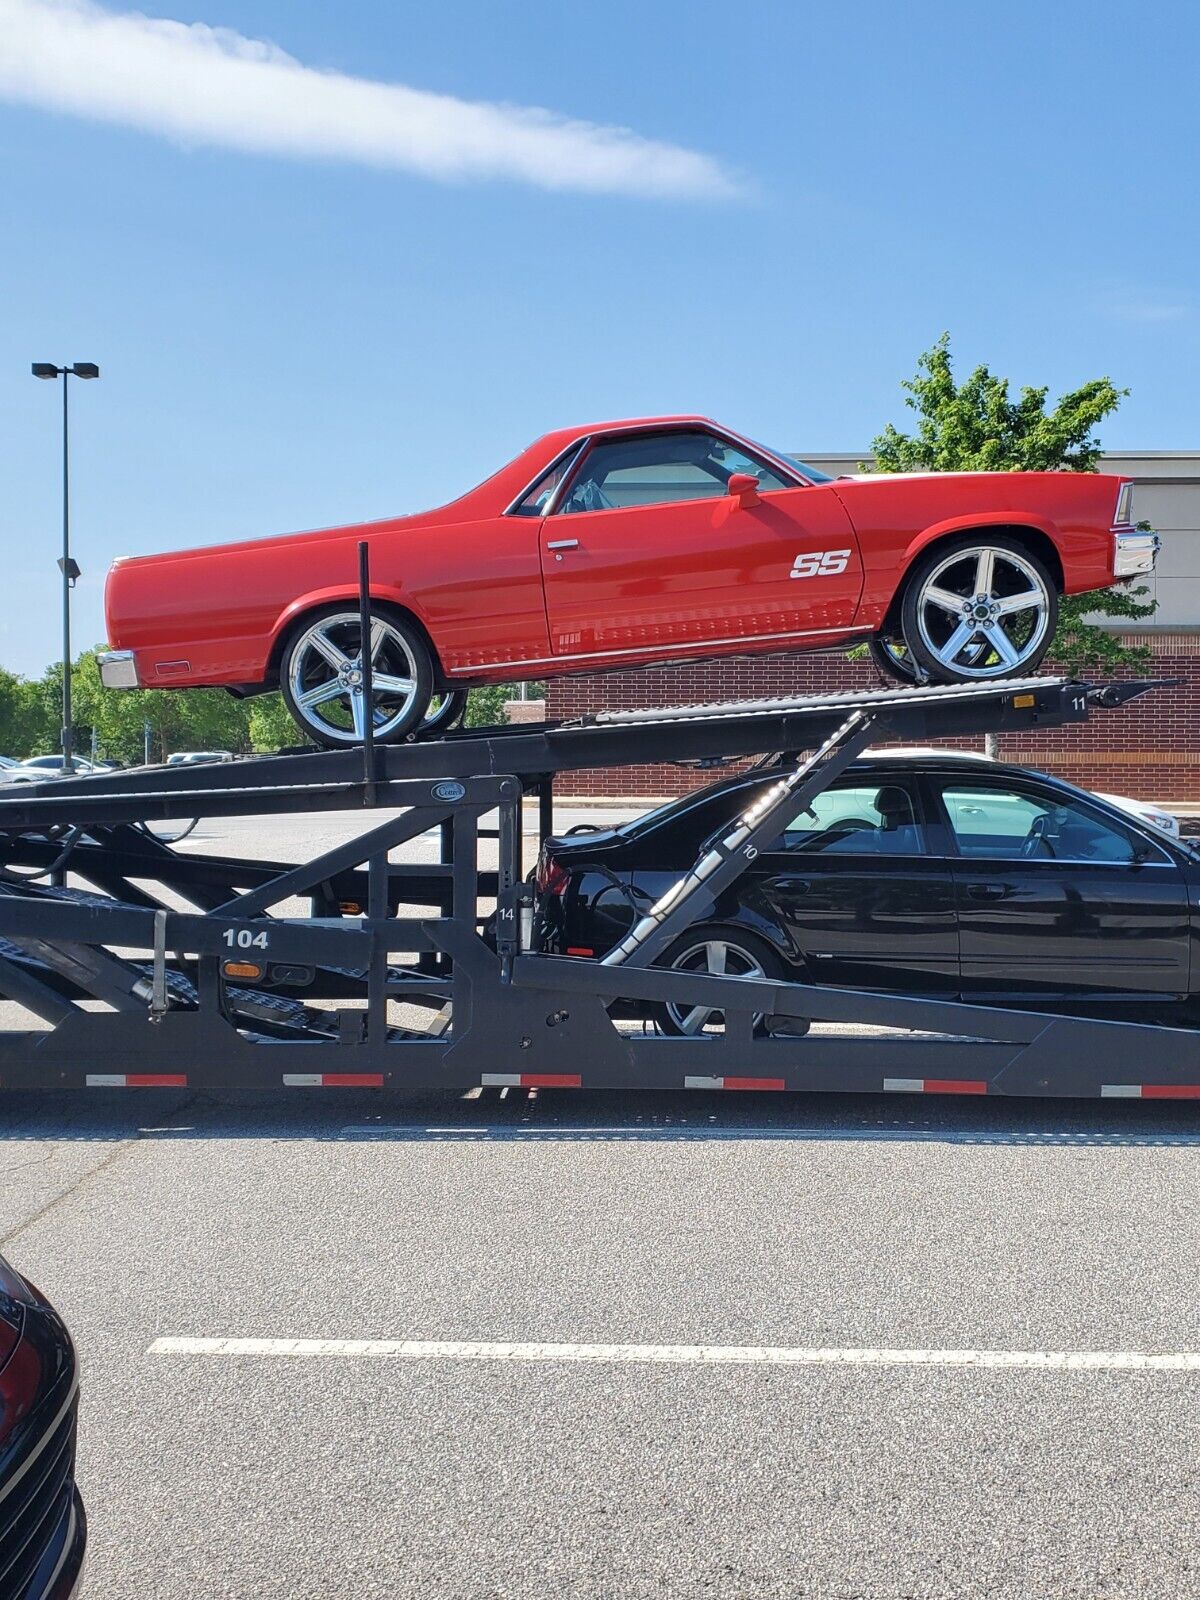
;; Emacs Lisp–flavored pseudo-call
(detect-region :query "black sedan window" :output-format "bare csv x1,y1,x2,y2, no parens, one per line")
941,784,1157,863
777,782,922,855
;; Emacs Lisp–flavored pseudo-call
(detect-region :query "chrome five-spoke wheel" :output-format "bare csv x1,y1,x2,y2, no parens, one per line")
899,536,1057,683
280,607,433,748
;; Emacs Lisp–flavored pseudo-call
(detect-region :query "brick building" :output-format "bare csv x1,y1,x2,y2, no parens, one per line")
545,451,1200,803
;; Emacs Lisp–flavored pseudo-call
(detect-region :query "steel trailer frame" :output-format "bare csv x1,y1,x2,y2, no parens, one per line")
0,672,1197,1101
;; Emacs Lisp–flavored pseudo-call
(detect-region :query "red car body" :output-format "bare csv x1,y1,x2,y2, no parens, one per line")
103,415,1134,695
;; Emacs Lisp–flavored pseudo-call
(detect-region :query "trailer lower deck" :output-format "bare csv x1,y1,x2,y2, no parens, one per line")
1,674,1196,1100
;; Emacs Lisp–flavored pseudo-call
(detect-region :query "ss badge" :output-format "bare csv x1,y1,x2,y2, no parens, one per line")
790,548,851,579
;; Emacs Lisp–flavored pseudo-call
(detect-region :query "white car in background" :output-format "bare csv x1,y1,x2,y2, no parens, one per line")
166,750,235,767
1096,792,1180,840
2,755,116,785
871,748,1180,839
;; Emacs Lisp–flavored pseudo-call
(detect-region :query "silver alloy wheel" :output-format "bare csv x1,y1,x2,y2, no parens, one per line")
666,937,767,1036
914,546,1051,678
286,613,422,745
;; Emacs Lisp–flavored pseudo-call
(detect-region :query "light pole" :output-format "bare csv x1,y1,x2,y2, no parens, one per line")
32,361,99,774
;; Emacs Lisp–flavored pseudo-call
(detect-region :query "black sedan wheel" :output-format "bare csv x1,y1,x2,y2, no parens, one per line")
654,926,781,1037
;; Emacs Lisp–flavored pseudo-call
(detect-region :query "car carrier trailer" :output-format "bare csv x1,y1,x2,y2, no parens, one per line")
0,671,1197,1101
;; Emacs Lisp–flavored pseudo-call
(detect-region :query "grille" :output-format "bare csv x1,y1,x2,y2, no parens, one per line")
0,1395,78,1598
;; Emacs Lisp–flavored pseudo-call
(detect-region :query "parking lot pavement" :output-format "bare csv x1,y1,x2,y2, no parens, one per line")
2,1087,1199,1599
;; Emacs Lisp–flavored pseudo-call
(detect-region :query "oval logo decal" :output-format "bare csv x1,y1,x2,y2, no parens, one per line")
432,781,466,803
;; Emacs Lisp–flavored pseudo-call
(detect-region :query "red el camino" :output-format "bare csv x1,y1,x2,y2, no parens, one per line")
100,416,1157,747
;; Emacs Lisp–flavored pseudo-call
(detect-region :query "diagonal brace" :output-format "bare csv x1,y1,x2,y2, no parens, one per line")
602,711,878,970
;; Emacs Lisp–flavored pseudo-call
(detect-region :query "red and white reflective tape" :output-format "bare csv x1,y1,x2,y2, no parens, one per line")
684,1075,786,1092
282,1073,384,1088
1101,1083,1200,1100
85,1073,187,1088
481,1073,582,1089
883,1077,987,1096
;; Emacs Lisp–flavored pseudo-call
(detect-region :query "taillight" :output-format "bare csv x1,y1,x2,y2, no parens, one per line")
1113,481,1134,527
536,853,570,898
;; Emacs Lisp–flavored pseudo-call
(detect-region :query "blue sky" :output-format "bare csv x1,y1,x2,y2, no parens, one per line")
1,0,1197,676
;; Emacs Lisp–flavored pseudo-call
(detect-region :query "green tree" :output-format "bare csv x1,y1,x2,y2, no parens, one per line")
248,693,306,751
69,648,253,764
0,668,55,758
465,682,546,728
871,334,1156,672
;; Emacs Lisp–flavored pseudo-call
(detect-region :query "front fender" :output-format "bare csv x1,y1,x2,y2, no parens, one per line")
902,510,1063,568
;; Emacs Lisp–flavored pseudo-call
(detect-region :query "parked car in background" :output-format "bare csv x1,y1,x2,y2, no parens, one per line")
0,1252,86,1596
1097,791,1180,839
20,757,112,775
165,750,235,767
535,751,1200,1033
99,416,1155,748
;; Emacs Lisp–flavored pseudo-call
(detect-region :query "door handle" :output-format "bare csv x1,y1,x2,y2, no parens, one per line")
966,883,1007,901
777,878,811,895
546,539,579,551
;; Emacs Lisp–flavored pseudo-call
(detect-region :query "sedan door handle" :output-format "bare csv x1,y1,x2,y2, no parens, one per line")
966,883,1007,901
776,878,811,895
546,539,579,551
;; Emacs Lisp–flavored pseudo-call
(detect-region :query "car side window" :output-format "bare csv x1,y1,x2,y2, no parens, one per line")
511,446,586,517
775,782,922,855
558,431,792,515
941,784,1150,864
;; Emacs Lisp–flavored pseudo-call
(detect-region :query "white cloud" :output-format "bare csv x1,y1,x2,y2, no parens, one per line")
1098,292,1190,324
0,0,736,198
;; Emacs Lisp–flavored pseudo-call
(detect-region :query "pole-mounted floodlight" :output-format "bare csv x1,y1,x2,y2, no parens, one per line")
31,361,101,773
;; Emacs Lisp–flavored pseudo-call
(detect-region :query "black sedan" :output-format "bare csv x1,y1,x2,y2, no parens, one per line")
0,1255,85,1597
535,753,1200,1034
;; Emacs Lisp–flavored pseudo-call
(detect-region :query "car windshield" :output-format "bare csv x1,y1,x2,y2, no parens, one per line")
749,442,832,483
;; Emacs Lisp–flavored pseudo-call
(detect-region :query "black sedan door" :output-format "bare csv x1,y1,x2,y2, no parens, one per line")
932,774,1191,1005
753,775,959,993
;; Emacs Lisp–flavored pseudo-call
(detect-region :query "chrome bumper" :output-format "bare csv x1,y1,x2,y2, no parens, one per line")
97,649,140,689
1113,528,1160,578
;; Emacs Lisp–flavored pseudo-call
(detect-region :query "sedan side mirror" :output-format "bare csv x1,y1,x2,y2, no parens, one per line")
727,471,760,508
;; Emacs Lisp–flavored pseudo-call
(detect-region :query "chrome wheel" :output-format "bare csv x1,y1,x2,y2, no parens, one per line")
665,936,768,1036
420,690,467,736
283,611,429,747
911,545,1052,679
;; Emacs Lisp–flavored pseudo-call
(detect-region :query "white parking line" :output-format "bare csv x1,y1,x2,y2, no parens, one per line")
147,1337,1200,1371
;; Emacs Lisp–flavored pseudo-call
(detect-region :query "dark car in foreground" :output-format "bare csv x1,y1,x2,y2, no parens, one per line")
536,753,1199,1035
0,1256,85,1597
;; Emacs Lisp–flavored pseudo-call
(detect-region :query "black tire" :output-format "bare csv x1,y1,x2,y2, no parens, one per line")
418,690,468,738
279,603,434,750
652,924,784,1038
868,633,920,684
899,535,1058,684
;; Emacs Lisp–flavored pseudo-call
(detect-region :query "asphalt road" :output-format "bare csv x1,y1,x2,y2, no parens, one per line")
1,809,1199,1597
1,1089,1198,1599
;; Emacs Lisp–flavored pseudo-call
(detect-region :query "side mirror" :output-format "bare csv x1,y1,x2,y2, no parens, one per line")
727,471,760,507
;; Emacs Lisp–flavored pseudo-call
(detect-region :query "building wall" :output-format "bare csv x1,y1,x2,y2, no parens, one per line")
545,452,1200,803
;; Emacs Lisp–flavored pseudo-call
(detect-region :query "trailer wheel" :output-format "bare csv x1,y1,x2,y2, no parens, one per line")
654,926,783,1038
280,604,434,749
